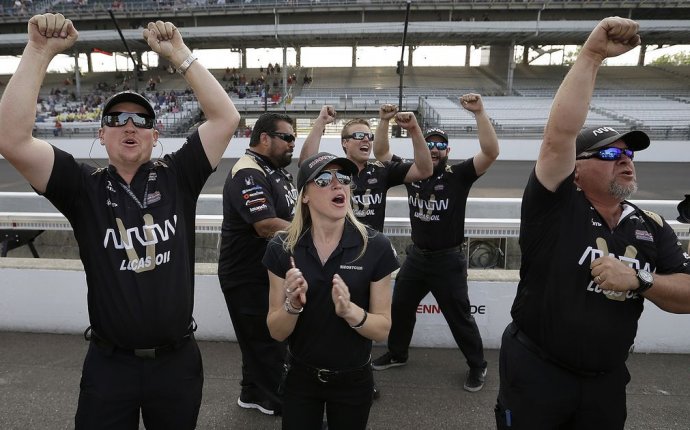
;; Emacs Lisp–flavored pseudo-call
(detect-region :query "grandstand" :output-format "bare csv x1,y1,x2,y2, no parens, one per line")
0,1,690,141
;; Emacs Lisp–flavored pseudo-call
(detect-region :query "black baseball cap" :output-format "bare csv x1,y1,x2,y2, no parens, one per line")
297,152,358,192
101,91,156,120
576,126,649,156
423,128,449,143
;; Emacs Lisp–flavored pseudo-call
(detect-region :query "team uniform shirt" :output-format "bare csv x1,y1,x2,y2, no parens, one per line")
404,158,479,250
218,149,297,290
351,159,411,231
41,130,211,349
263,221,399,369
513,170,690,373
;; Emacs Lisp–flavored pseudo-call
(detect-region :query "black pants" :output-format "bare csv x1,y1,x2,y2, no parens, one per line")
221,283,286,409
387,245,486,369
495,324,630,429
75,337,203,430
281,358,374,430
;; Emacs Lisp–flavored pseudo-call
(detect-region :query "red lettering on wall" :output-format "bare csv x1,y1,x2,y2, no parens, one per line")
416,304,442,314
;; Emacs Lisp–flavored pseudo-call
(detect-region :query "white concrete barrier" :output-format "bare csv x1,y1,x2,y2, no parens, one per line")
3,137,689,162
1,258,689,353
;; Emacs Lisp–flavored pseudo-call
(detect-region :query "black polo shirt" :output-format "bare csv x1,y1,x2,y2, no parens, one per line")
262,221,399,369
404,159,479,250
352,159,411,231
513,170,690,372
218,150,297,293
41,130,210,349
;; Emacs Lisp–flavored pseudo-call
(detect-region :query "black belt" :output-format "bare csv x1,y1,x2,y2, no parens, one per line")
413,244,463,256
507,322,606,378
287,350,371,383
84,322,196,360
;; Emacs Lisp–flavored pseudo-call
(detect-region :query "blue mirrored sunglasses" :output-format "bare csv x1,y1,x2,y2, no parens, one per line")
427,141,448,150
102,112,155,129
577,147,634,161
345,132,374,141
312,169,353,188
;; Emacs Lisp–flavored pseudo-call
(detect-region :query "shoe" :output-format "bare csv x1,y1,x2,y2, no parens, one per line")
237,393,275,415
463,366,487,392
372,382,380,400
372,352,407,371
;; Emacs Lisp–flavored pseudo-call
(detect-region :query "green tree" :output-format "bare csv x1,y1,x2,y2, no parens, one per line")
650,51,690,65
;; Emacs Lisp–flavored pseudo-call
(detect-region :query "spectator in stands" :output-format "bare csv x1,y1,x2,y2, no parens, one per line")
494,17,690,429
0,14,239,429
53,118,62,136
371,94,499,394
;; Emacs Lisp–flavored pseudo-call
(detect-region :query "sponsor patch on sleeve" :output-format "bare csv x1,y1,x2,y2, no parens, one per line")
635,230,654,242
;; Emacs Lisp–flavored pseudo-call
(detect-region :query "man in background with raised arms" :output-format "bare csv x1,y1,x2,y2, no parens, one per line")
218,112,298,415
299,104,432,232
0,13,239,429
495,17,690,429
372,94,499,393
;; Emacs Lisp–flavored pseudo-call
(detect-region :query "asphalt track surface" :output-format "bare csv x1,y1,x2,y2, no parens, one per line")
2,332,690,430
1,159,687,201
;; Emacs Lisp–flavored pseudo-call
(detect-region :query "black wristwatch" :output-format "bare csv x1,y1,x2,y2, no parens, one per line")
635,269,654,295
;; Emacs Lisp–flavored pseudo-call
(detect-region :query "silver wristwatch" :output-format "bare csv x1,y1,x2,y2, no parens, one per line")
635,269,654,295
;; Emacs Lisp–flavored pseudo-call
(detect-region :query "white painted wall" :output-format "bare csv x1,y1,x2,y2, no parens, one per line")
2,137,688,162
1,260,688,353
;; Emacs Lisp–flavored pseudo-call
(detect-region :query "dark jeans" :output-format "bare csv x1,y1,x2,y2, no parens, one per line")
281,358,374,430
496,325,629,429
388,245,486,369
75,337,203,430
222,283,286,408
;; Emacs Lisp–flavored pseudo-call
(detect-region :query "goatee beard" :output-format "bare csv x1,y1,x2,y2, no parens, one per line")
609,180,637,200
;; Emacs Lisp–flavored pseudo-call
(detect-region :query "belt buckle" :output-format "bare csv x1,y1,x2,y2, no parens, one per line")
317,368,334,383
134,348,156,359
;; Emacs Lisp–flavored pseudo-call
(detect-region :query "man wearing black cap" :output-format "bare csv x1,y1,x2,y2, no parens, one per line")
217,112,297,415
495,17,690,429
372,93,499,393
0,14,239,429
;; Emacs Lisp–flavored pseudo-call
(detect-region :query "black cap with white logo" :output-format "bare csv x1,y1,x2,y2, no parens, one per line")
576,126,649,156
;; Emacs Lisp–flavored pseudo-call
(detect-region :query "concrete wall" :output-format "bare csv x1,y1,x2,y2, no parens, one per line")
1,258,689,353
3,137,690,162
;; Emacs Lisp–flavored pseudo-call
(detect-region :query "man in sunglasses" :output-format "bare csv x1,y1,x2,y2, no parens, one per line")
300,104,433,232
0,15,240,429
371,93,499,393
218,112,298,416
495,18,690,429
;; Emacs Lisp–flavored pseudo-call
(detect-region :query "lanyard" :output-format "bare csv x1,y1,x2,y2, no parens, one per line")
119,179,150,209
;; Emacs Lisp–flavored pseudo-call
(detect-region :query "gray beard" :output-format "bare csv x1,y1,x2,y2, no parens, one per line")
609,180,637,200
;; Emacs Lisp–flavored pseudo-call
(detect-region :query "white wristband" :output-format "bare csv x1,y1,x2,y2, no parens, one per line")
177,54,197,75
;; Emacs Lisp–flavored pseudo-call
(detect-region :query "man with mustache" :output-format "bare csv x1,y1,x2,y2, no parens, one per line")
495,17,690,429
218,112,298,415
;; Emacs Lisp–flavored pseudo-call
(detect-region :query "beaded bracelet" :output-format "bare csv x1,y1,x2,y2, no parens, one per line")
284,297,303,315
350,309,367,329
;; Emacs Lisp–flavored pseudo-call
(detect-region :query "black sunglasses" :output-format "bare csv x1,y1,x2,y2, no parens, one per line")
268,131,296,143
427,141,449,150
577,147,634,161
102,112,155,129
344,132,374,141
312,169,353,188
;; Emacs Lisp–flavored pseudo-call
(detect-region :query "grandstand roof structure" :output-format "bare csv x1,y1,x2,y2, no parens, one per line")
1,1,690,56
